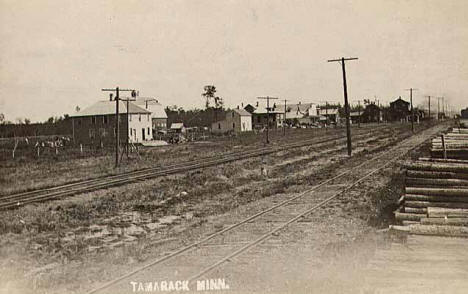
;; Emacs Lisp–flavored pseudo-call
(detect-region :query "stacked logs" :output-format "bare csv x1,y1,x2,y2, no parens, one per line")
393,158,468,237
431,128,468,159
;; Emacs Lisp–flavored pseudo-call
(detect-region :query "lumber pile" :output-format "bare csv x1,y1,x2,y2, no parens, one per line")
431,127,468,159
394,156,468,237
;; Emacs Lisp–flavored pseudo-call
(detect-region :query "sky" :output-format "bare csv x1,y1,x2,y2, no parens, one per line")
1,0,467,122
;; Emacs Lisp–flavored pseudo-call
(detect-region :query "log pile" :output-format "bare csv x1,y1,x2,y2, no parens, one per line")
431,127,468,159
394,153,468,237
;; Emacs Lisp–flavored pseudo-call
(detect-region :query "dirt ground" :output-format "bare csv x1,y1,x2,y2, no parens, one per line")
0,122,446,294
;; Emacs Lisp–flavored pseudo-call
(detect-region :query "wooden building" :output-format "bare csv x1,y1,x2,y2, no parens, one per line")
70,100,152,146
211,108,252,134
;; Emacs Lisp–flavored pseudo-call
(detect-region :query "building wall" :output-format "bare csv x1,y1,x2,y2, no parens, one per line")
152,118,167,130
72,113,152,145
252,113,280,129
128,113,152,143
211,111,252,133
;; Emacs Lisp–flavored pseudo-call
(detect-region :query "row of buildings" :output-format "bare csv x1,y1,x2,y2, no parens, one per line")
211,97,421,134
70,94,428,145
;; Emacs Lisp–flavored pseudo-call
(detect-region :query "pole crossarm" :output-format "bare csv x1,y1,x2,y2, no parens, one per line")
327,57,358,63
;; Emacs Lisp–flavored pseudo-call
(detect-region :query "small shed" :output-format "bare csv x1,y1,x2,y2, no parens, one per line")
170,122,186,134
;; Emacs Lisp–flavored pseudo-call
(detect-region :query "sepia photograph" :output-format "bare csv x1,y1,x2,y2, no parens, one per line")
0,1,467,293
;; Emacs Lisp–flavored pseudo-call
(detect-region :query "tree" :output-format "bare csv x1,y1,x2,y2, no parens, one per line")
202,85,217,108
0,113,4,124
24,118,31,125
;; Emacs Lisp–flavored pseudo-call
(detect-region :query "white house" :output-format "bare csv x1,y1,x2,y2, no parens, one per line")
134,97,168,130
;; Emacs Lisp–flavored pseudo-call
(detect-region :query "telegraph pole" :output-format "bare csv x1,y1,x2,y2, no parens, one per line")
405,88,418,133
328,57,358,156
283,99,289,136
406,88,418,133
257,96,278,144
437,97,443,120
426,95,431,120
357,100,361,128
102,87,135,167
120,92,137,159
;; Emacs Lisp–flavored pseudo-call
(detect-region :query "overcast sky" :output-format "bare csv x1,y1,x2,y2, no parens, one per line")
1,0,467,122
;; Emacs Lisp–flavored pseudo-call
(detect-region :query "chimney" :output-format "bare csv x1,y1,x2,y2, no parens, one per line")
237,105,239,109
299,101,301,105
109,93,113,101
241,102,244,107
256,101,259,107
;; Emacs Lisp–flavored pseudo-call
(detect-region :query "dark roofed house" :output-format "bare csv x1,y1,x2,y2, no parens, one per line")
71,100,152,145
389,97,410,122
211,108,252,133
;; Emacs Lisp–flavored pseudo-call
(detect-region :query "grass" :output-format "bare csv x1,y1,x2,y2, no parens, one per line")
0,121,437,293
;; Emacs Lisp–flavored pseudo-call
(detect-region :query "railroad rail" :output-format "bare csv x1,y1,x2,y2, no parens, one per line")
85,123,447,294
1,125,407,210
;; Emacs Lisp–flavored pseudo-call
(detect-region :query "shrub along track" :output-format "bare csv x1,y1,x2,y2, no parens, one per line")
0,124,410,210
85,123,447,294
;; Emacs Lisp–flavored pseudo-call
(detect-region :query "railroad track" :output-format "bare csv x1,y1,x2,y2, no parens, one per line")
86,123,447,294
0,125,406,210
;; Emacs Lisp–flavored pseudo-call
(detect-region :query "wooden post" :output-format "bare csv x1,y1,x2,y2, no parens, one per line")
441,134,447,159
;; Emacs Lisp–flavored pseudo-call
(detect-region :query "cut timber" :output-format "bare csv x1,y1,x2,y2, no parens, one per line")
405,187,468,197
406,170,468,180
402,220,419,226
390,224,468,237
420,217,468,226
404,162,468,173
406,178,468,187
427,207,468,218
404,194,468,203
395,212,425,221
418,157,468,164
404,207,427,214
405,201,468,209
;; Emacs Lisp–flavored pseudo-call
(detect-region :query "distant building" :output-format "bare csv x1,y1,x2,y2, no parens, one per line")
71,99,152,145
317,107,340,124
349,111,363,124
170,122,186,134
389,97,410,121
284,102,319,125
461,107,468,119
211,108,252,133
134,97,168,131
362,103,382,123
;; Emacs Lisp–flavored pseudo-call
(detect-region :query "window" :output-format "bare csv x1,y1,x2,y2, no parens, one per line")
129,114,132,121
147,127,150,135
91,116,96,124
232,112,234,118
233,123,235,129
130,128,133,136
89,129,95,139
139,114,141,122
77,118,81,126
257,116,261,123
147,114,150,122
218,123,221,129
103,116,108,124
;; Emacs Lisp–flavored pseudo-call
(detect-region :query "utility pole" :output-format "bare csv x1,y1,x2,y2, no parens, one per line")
102,87,135,167
405,88,418,133
426,95,431,120
282,99,289,136
120,93,137,159
357,100,361,128
437,97,443,120
328,57,358,156
257,96,278,144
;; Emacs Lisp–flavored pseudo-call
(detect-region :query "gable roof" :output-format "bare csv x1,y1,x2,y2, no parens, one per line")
71,100,150,117
233,108,251,116
317,108,339,115
134,97,168,119
170,122,184,129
